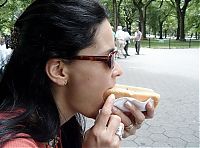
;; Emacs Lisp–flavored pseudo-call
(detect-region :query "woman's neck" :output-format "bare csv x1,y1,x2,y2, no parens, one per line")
52,86,76,126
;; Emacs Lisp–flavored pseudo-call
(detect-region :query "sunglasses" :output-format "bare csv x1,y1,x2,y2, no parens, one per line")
70,50,118,69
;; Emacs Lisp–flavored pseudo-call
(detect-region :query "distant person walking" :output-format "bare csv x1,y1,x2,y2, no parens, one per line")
134,27,142,55
123,27,131,56
115,26,126,58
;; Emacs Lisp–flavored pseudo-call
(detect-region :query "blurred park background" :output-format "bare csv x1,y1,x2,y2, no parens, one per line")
0,0,199,48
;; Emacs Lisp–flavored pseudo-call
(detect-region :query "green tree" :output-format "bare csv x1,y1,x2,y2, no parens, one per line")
101,0,124,31
147,4,158,38
0,0,8,7
2,0,199,41
185,0,200,39
0,0,32,35
170,0,192,41
149,1,173,39
132,0,155,39
121,0,137,34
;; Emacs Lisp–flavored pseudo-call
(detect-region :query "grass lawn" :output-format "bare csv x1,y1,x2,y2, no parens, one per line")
129,39,199,49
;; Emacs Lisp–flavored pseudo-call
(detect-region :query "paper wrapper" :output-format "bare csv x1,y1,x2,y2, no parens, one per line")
114,97,154,112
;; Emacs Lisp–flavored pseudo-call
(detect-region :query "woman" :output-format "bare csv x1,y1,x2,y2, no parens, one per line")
0,0,154,147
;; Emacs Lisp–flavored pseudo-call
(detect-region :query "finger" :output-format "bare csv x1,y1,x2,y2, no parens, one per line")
107,115,121,135
123,123,137,138
95,94,115,128
124,101,145,124
123,127,137,138
114,123,124,141
112,106,132,127
112,134,121,146
144,102,154,119
112,106,138,138
135,123,142,129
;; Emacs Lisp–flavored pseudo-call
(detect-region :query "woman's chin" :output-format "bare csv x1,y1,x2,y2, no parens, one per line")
84,99,105,119
90,115,97,120
84,110,99,119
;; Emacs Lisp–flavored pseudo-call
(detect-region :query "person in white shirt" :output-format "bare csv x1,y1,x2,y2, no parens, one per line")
0,45,12,76
134,27,142,55
111,26,115,39
115,26,126,58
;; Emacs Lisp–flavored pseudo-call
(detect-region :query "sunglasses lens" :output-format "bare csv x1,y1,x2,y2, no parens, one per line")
109,51,116,69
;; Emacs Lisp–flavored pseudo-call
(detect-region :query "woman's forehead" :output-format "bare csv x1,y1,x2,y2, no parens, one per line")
78,20,114,55
93,20,114,52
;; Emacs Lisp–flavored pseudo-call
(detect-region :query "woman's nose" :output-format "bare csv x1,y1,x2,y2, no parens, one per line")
112,62,123,78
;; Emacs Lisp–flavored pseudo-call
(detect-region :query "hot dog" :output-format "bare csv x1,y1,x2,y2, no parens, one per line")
104,84,160,109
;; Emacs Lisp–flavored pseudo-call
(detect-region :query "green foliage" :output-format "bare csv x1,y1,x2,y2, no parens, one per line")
101,0,138,33
185,0,200,34
101,0,115,28
0,0,199,39
147,1,176,36
0,0,32,35
121,0,137,29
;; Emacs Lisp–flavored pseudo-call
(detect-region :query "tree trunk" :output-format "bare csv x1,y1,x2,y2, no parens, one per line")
143,8,147,39
176,10,180,40
132,0,154,39
154,30,156,38
128,22,132,35
117,9,119,27
195,32,198,40
159,21,163,39
138,7,147,39
113,0,117,31
174,0,191,41
138,9,145,39
116,0,123,26
164,29,167,38
179,11,186,41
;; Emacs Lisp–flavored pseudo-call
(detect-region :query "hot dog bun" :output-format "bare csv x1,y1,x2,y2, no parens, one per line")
104,84,160,109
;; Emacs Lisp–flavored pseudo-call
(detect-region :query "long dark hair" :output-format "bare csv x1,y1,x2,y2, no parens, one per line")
0,0,107,147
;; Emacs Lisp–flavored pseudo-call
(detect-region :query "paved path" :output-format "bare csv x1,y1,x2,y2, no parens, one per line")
86,47,199,147
118,48,199,147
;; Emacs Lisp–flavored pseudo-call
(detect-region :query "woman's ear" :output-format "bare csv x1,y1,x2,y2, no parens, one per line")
45,59,69,86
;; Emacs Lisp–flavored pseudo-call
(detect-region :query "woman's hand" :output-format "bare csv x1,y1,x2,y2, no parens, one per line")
112,101,154,138
82,94,122,148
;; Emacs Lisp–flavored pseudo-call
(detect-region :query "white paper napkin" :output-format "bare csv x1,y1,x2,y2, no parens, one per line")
114,97,154,112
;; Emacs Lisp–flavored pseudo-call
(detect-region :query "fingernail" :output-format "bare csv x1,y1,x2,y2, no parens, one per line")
148,99,154,108
110,94,115,99
109,94,115,104
125,101,132,108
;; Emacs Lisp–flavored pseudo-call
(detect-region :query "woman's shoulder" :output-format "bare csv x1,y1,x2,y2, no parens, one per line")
2,133,44,148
